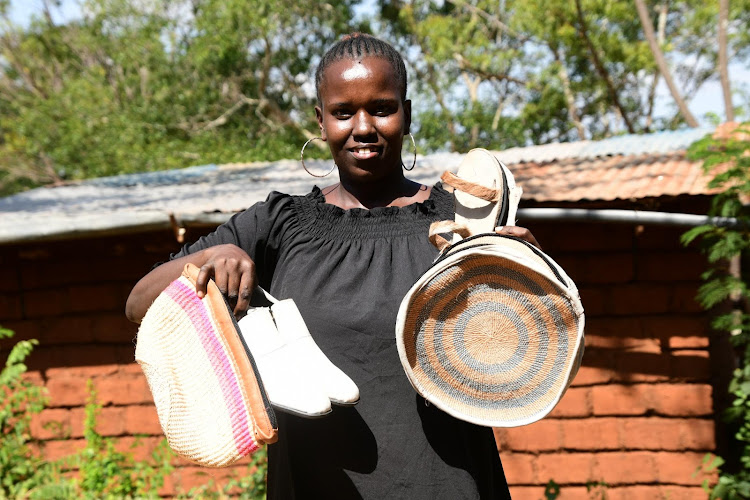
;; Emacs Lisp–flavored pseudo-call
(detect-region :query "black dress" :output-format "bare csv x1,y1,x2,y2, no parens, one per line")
171,185,511,500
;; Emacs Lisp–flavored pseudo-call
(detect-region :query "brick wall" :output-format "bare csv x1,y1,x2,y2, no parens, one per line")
0,218,723,498
498,221,720,499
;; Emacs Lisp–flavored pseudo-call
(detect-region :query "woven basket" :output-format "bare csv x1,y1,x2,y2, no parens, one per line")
136,263,277,467
396,234,584,427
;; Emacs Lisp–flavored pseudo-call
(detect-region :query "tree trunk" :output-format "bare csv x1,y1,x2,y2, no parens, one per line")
634,0,699,127
645,2,668,131
718,0,734,121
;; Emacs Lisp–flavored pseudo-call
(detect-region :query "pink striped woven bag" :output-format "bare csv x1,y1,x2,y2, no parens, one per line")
136,263,277,467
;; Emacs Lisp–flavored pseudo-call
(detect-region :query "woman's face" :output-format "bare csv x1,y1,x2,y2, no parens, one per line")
316,56,411,183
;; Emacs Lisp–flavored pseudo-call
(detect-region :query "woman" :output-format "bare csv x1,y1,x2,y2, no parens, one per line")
127,33,537,499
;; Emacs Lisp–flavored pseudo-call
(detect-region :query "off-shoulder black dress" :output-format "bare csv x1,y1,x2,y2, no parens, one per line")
171,185,511,500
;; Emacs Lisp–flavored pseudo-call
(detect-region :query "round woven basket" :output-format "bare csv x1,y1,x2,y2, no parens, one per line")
396,234,584,427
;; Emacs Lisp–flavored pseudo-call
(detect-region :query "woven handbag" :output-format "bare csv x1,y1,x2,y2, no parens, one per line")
395,227,585,428
135,263,277,468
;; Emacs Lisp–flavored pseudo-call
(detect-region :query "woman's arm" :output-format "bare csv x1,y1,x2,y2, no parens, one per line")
495,225,541,249
125,243,257,323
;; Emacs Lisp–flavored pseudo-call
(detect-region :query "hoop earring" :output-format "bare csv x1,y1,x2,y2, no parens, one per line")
301,137,336,177
402,133,417,171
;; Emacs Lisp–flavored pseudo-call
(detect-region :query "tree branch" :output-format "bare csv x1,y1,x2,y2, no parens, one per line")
574,0,635,133
718,0,734,121
634,0,698,127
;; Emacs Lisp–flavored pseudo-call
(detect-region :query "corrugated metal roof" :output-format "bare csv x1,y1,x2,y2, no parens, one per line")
0,128,717,244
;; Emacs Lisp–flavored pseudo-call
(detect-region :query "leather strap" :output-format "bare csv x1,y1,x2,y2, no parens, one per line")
441,171,501,202
429,220,472,251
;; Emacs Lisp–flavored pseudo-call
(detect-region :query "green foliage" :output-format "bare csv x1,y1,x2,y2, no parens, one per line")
0,0,362,195
684,123,750,498
0,326,61,499
68,380,173,499
0,327,267,499
382,0,750,150
2,0,750,192
544,479,561,499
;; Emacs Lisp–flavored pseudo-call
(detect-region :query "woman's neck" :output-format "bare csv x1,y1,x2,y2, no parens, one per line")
323,171,429,210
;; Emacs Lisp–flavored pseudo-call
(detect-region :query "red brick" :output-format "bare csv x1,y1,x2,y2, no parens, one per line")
91,314,138,343
22,370,44,386
95,374,153,405
577,253,635,285
30,408,72,440
584,335,661,352
503,420,561,451
94,406,126,436
614,352,670,383
70,407,85,438
636,225,690,250
592,384,713,417
655,451,715,485
670,350,711,381
22,289,69,317
669,335,710,349
0,293,23,320
508,486,544,499
591,384,650,416
642,315,708,339
124,405,163,435
571,348,616,386
21,257,153,289
501,453,536,484
536,224,633,252
68,284,123,313
38,316,97,344
28,345,125,372
653,384,713,416
41,438,87,462
681,419,716,450
120,362,144,375
670,285,704,313
637,252,706,282
571,365,615,386
17,247,53,261
606,485,708,500
578,287,607,316
670,283,704,313
621,417,683,450
47,364,120,379
536,452,596,484
47,377,90,407
511,485,591,499
113,435,165,462
593,451,658,484
172,466,232,493
549,387,591,417
585,316,644,338
610,285,671,315
561,418,620,450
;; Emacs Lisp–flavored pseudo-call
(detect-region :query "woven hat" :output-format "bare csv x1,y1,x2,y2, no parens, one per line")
135,263,277,468
395,233,584,428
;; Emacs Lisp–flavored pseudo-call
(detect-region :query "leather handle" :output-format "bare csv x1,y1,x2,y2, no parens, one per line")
429,220,471,251
441,171,501,202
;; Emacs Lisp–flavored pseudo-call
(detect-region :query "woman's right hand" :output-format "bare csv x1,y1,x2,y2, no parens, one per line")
125,243,257,323
196,244,257,316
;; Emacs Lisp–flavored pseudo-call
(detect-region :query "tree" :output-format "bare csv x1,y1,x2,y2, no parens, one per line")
0,0,363,195
380,0,750,150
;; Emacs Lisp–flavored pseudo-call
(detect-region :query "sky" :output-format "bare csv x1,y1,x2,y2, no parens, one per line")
7,0,749,128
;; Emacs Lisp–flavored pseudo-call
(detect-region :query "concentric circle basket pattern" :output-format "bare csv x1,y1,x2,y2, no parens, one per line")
396,235,584,428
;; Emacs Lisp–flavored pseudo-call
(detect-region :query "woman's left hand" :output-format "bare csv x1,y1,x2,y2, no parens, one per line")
494,225,541,250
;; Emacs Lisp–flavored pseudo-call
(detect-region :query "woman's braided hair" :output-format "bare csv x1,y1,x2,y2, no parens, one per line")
315,33,408,104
